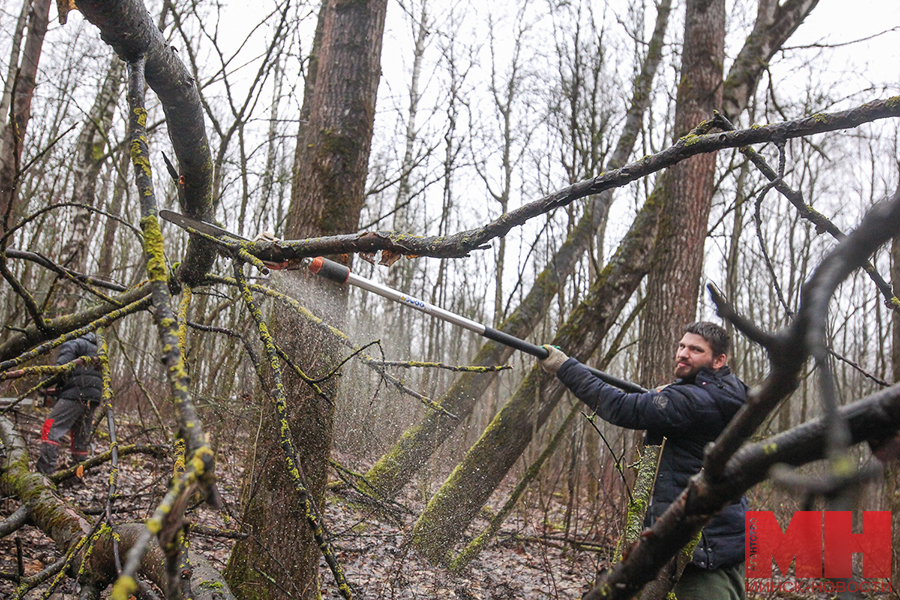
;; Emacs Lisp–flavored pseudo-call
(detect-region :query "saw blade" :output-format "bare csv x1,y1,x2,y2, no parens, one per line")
159,210,249,241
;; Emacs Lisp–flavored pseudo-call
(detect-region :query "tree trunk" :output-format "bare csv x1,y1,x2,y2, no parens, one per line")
97,150,131,280
0,0,52,236
637,0,726,388
363,0,672,498
225,1,387,598
55,57,124,310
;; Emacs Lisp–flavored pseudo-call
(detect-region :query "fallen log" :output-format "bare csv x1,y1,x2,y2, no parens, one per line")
0,417,234,599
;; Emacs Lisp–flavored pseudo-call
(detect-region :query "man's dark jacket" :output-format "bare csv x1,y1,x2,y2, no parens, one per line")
556,357,748,570
56,333,102,402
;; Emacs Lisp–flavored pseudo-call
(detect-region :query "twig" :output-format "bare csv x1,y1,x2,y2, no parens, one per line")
50,444,168,483
367,360,512,372
232,259,354,600
0,201,143,249
827,347,889,387
752,140,794,317
188,524,249,540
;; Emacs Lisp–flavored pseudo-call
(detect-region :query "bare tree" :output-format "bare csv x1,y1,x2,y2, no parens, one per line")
637,0,726,388
1,1,899,599
226,0,388,597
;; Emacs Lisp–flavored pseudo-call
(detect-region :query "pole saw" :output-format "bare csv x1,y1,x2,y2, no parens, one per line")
160,210,646,393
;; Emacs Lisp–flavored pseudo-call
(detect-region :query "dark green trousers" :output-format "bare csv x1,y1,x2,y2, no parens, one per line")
674,562,745,600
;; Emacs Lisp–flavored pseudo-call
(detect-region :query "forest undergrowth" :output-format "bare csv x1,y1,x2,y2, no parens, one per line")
0,404,859,600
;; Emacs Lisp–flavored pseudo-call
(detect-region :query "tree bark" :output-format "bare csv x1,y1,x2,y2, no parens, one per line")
638,0,726,388
225,1,387,598
0,0,52,235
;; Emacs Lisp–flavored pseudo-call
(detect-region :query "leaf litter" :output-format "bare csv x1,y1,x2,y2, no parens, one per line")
1,408,612,599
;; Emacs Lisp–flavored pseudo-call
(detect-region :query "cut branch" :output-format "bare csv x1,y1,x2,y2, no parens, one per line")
211,97,900,262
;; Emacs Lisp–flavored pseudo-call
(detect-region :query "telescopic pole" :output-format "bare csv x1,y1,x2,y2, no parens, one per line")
303,256,647,393
157,209,647,392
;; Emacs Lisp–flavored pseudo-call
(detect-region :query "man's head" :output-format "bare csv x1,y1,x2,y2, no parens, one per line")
674,321,730,379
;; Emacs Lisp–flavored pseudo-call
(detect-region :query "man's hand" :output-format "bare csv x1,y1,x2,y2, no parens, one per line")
253,231,281,242
538,345,568,375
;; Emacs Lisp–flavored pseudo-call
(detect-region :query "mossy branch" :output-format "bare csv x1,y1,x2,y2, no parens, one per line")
232,259,354,600
190,97,900,263
613,444,662,564
0,297,151,373
0,282,152,364
0,356,99,382
369,360,512,372
98,329,123,573
109,58,217,600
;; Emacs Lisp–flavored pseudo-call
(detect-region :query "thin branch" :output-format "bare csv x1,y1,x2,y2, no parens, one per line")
5,248,128,291
752,141,794,317
713,111,900,311
368,360,512,372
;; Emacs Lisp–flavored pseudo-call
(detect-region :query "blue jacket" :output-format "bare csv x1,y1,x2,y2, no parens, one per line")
56,333,102,403
556,357,748,569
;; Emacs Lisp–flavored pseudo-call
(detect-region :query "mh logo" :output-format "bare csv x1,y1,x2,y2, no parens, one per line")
746,511,892,579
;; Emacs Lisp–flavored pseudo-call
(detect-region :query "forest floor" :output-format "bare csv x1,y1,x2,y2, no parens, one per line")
0,406,606,599
0,405,879,599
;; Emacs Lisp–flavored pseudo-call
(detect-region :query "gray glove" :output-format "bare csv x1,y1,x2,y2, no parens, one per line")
538,345,568,375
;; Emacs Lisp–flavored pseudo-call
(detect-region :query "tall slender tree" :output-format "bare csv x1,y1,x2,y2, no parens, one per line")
225,0,388,597
637,0,726,387
0,0,52,235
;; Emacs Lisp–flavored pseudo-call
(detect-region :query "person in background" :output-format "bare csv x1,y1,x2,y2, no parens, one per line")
36,332,102,476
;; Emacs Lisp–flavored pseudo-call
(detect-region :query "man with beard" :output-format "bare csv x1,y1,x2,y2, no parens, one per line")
539,321,747,600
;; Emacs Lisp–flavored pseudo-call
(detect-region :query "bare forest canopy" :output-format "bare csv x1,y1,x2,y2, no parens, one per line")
2,0,900,599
